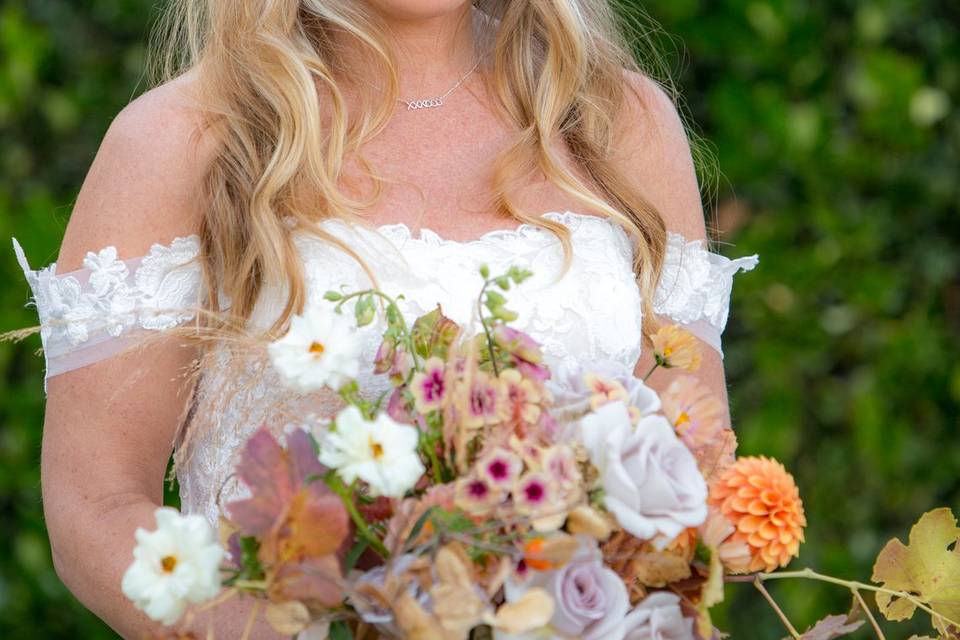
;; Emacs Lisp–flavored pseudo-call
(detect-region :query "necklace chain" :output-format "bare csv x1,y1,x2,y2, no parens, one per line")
364,51,488,111
401,55,483,110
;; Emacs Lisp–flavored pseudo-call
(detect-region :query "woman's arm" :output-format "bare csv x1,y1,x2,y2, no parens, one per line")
613,71,731,420
40,73,282,639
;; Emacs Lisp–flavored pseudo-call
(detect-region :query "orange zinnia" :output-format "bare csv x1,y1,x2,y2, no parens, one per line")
709,456,806,572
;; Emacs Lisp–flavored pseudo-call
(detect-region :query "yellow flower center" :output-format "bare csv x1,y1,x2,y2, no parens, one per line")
309,341,325,356
369,438,384,460
161,555,178,573
675,411,691,427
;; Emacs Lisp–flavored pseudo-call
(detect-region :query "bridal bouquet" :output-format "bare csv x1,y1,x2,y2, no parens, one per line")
121,265,960,640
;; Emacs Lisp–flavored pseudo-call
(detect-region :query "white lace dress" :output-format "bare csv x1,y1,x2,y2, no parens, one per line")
13,211,758,527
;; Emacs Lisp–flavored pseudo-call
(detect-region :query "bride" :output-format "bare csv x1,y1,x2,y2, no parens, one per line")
13,0,757,637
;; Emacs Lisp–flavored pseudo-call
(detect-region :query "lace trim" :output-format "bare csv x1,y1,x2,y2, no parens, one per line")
368,210,630,248
653,232,759,334
13,235,204,378
11,211,756,382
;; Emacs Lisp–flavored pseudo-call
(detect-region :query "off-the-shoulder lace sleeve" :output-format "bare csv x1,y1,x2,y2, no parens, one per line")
653,232,759,356
12,235,205,387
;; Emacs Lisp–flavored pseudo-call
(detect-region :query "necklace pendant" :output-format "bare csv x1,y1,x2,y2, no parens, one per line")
407,96,444,110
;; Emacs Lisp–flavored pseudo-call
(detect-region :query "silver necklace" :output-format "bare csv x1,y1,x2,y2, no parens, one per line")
370,52,487,111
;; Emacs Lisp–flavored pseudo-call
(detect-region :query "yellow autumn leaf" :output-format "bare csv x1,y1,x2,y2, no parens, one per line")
870,507,960,636
696,544,726,638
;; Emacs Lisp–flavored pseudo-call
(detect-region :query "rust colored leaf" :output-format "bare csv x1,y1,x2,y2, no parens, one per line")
226,427,349,608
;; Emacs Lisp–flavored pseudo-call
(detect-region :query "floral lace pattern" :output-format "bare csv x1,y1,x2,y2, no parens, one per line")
13,235,203,381
13,210,758,526
654,232,759,332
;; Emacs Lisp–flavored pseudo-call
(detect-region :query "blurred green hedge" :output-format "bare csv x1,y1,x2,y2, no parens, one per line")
1,1,957,638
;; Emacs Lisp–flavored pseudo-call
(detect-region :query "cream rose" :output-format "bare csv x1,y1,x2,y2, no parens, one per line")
624,592,696,639
576,401,707,547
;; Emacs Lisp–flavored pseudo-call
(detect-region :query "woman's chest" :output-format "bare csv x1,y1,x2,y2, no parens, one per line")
335,100,600,240
252,213,645,377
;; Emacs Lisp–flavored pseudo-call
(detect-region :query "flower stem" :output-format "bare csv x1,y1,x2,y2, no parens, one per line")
239,599,260,640
421,430,444,483
477,280,500,377
728,568,960,632
642,361,659,381
753,576,801,639
327,475,390,559
336,289,420,369
853,588,886,639
231,580,268,591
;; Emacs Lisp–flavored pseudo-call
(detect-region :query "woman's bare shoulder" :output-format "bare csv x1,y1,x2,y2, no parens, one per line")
611,69,707,240
56,68,218,271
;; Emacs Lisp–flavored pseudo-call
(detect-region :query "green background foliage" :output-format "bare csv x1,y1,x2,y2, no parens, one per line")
1,1,957,637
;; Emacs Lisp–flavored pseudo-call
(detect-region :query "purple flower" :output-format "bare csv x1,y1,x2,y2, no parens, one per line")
548,359,660,423
576,402,707,547
503,536,630,640
623,592,696,640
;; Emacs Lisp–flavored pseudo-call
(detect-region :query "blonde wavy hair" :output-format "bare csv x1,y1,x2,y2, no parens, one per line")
148,0,706,338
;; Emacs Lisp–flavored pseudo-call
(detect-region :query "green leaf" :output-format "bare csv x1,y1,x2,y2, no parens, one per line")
323,290,343,301
329,620,354,640
405,506,436,547
354,295,376,327
494,276,510,290
344,539,368,572
238,536,265,580
479,264,490,279
410,306,461,359
507,266,533,284
484,290,506,310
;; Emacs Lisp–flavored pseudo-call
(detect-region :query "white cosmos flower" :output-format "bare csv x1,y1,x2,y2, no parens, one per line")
121,507,224,626
268,303,363,393
320,405,425,498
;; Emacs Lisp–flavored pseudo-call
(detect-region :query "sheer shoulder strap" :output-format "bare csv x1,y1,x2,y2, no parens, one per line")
653,232,759,356
13,235,204,385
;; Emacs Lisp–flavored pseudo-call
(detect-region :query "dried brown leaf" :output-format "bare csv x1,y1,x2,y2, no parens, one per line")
264,600,311,635
790,614,864,640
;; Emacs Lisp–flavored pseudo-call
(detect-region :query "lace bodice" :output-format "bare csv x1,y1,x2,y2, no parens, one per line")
13,211,758,526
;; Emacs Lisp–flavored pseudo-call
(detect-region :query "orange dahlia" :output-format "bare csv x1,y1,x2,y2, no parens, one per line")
708,456,806,572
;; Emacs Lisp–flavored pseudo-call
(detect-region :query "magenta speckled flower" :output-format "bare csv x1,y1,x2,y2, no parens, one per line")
410,357,447,413
478,448,523,487
513,471,556,516
463,372,505,428
454,476,503,515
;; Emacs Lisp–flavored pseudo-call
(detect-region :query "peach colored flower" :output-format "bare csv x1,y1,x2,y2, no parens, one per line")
699,508,752,574
661,375,725,450
500,367,543,428
709,456,806,572
650,324,702,372
584,372,629,408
